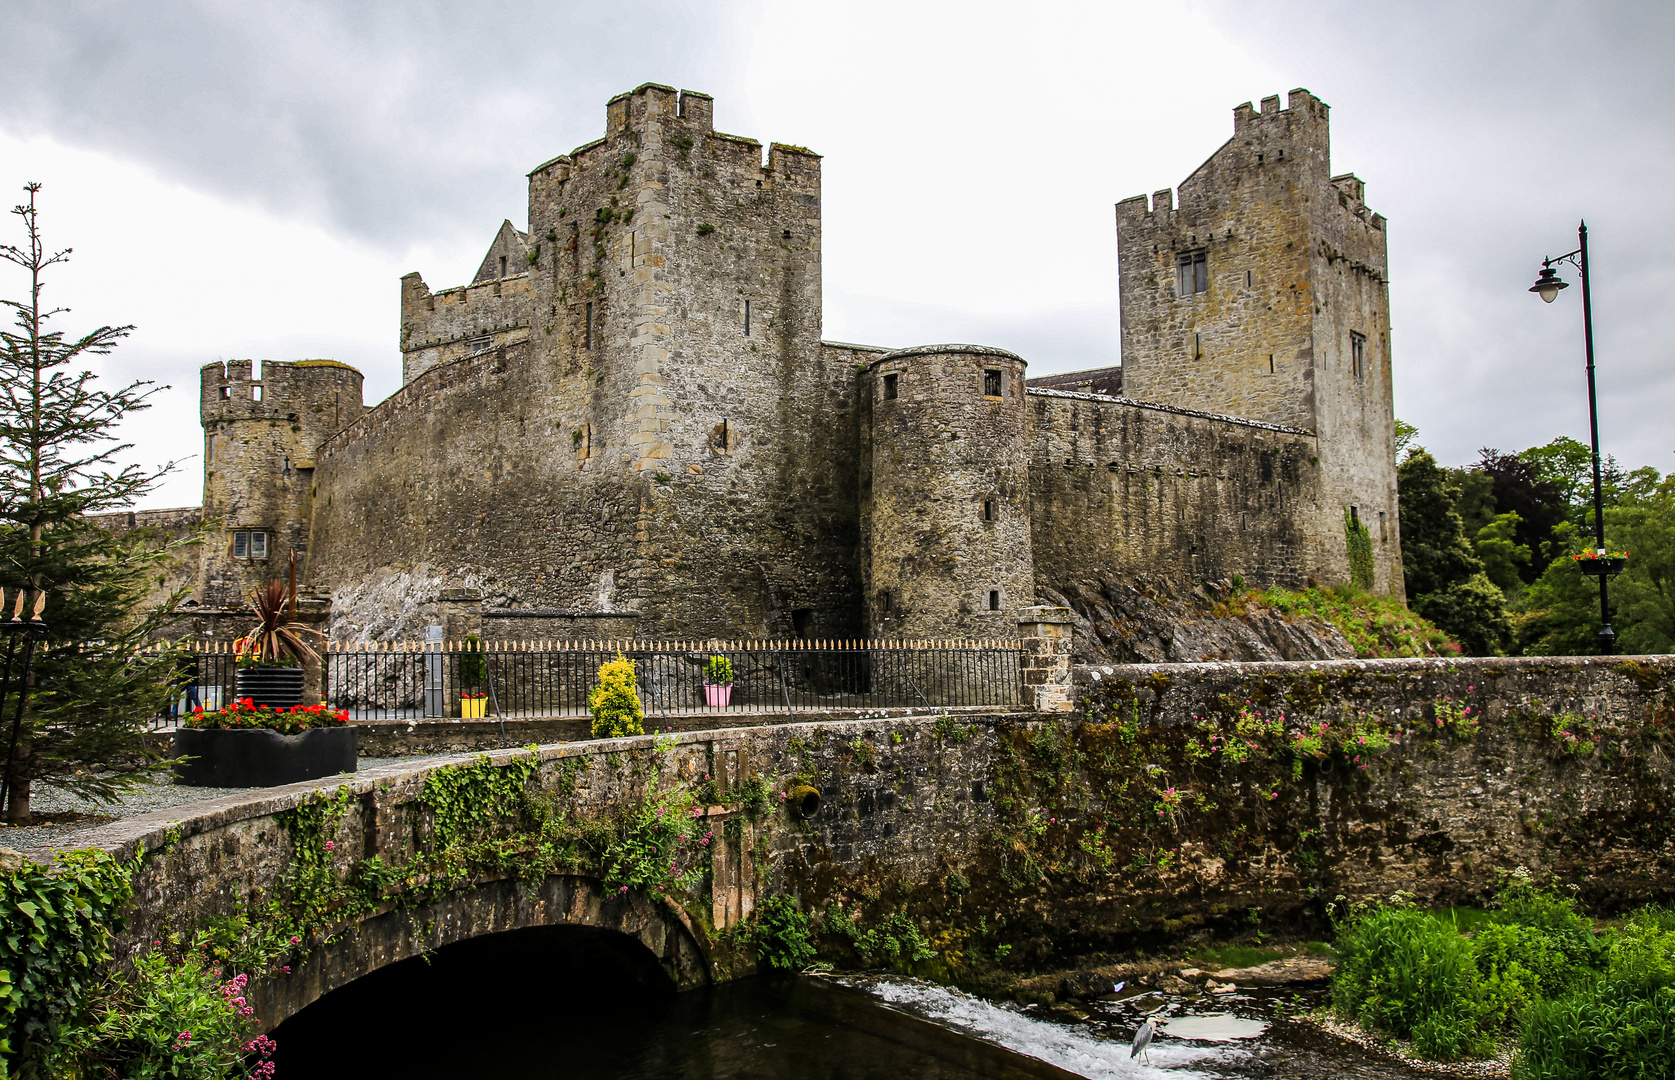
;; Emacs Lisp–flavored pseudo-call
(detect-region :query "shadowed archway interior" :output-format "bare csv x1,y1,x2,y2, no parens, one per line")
272,922,676,1073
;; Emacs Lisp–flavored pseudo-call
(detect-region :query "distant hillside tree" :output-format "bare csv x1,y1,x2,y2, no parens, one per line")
0,183,193,824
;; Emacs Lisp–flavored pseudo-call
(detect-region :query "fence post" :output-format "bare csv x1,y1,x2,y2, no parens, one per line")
424,624,445,718
1016,606,1075,713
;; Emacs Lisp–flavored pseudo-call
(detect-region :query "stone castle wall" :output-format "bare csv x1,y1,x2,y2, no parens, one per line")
862,345,1033,639
1115,89,1402,597
1026,388,1323,594
311,85,863,639
158,85,1409,643
400,269,534,385
199,360,364,608
71,656,1675,1021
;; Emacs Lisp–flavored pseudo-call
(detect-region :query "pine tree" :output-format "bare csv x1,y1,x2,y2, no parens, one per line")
0,183,195,824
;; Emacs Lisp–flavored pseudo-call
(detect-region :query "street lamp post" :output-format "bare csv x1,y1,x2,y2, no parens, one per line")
1529,220,1616,654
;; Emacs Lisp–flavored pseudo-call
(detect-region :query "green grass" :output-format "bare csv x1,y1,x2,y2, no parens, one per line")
1188,943,1288,970
1428,906,1497,934
1237,584,1462,658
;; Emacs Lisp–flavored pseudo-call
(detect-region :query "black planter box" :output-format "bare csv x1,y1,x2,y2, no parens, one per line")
1578,557,1628,577
173,726,357,787
234,667,305,708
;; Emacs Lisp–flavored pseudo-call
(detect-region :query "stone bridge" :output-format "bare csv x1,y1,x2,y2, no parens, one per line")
55,653,1675,1034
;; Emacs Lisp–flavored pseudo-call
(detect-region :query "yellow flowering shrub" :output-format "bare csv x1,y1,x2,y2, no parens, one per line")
588,655,644,738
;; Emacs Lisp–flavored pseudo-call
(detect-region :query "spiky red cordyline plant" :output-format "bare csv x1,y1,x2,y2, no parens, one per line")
242,577,322,666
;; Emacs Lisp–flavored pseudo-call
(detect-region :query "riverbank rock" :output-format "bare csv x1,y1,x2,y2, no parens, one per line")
1210,956,1334,986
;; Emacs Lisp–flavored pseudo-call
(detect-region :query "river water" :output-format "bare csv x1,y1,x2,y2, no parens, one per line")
275,950,1426,1079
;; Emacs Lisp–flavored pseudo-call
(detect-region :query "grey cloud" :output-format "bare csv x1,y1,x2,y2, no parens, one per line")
0,0,749,248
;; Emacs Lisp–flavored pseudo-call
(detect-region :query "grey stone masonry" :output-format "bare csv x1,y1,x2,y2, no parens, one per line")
199,360,365,608
1017,605,1075,711
862,345,1033,639
161,85,1411,643
1115,89,1401,598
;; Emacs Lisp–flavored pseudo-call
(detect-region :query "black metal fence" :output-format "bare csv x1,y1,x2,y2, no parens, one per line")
150,638,1023,726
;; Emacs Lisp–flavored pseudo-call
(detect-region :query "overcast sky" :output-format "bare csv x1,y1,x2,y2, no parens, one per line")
1,0,1670,509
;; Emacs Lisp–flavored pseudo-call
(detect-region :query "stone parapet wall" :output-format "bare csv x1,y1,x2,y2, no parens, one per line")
50,653,1675,1026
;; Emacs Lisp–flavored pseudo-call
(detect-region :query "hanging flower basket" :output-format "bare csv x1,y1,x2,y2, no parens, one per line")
1573,550,1628,577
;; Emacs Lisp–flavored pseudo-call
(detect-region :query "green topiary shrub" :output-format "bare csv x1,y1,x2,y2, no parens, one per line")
589,655,644,738
703,654,734,685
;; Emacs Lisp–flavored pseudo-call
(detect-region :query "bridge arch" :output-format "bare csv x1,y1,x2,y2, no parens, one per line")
257,874,709,1030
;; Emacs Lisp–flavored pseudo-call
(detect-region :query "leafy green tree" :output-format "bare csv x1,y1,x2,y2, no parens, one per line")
1606,474,1675,654
1473,512,1530,596
1513,471,1674,656
1477,449,1568,582
1397,451,1509,654
1519,436,1634,528
1514,523,1614,655
0,184,193,824
1394,418,1420,461
1454,469,1498,538
1398,451,1484,597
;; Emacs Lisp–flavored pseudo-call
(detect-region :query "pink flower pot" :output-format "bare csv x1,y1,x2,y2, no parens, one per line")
704,683,733,708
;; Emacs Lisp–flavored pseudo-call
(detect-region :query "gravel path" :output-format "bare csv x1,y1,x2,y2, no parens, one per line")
1,755,455,856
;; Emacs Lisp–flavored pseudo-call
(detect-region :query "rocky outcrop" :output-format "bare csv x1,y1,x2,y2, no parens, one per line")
1038,579,1355,665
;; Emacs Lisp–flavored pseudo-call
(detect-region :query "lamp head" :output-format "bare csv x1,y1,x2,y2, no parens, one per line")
1530,262,1569,304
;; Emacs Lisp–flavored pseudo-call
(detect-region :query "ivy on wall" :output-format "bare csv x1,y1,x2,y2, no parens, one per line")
1345,508,1376,590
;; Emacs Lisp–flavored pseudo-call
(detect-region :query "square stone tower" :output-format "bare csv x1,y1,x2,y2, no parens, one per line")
1116,90,1402,596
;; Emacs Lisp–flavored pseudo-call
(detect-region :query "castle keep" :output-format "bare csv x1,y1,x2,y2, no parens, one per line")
174,84,1402,641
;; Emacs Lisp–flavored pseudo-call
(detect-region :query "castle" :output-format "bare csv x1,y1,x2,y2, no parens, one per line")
157,84,1401,642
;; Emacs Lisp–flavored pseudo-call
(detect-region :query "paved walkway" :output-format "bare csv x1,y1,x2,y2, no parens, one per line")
2,756,454,855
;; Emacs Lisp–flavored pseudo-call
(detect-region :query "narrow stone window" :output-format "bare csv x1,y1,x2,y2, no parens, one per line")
1246,270,1252,288
883,373,898,400
982,499,996,522
584,302,593,350
1268,354,1275,374
880,589,892,613
232,531,247,559
744,299,751,337
988,590,1000,611
1379,511,1388,542
218,386,230,399
1350,505,1360,527
984,369,1002,397
250,531,268,559
1350,331,1366,379
1177,250,1207,296
781,229,791,240
499,255,508,277
252,385,263,402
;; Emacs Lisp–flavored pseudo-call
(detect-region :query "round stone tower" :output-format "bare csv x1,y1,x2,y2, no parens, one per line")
861,344,1033,639
200,360,364,608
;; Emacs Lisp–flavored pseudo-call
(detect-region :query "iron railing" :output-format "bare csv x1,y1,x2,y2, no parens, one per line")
150,638,1023,726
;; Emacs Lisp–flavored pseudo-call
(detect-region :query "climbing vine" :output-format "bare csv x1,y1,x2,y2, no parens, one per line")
1345,508,1376,590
